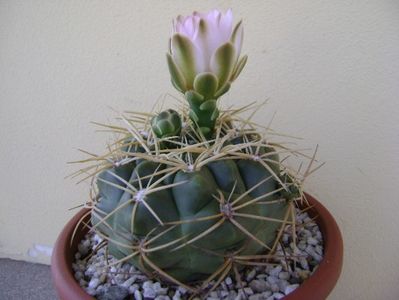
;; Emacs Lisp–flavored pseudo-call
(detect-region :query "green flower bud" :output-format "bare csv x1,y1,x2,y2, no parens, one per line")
151,109,182,139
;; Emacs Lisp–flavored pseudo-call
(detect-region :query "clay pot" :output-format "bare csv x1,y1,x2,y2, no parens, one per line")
51,193,343,300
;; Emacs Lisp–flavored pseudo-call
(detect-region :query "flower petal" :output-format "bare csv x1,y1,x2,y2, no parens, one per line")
214,82,231,98
166,53,187,92
180,15,200,40
219,9,233,41
230,54,248,82
171,34,204,88
193,18,211,69
230,20,243,62
210,42,236,89
194,72,219,99
168,38,172,54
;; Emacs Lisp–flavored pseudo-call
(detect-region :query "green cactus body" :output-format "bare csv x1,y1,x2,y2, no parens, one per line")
91,119,294,283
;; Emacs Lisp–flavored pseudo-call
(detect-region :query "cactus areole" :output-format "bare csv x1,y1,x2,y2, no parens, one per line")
89,9,303,287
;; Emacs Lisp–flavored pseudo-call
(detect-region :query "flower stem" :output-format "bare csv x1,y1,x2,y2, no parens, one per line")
185,91,219,139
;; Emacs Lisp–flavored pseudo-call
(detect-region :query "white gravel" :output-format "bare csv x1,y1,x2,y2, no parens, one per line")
72,208,323,299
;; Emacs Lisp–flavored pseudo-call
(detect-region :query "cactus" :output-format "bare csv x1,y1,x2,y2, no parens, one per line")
89,106,301,288
73,9,313,293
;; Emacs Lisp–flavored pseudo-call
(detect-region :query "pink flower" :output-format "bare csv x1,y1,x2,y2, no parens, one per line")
167,9,247,99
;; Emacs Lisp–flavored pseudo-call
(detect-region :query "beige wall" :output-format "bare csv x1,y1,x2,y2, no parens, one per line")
1,1,398,299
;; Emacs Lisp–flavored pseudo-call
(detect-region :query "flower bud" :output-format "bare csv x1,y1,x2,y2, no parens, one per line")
151,109,182,138
167,9,247,100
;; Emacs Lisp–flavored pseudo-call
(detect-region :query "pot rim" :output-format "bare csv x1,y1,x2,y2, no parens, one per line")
51,193,343,300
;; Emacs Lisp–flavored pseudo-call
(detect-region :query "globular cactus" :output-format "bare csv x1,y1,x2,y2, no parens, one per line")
82,9,304,292
90,108,300,286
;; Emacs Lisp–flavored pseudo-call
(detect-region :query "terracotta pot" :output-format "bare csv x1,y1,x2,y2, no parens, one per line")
51,193,343,300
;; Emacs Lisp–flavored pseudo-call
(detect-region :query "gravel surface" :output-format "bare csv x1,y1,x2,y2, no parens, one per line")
73,208,323,300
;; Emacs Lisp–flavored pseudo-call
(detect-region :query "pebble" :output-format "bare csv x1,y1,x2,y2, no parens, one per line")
256,273,267,280
121,276,136,288
153,282,168,295
278,272,290,280
249,279,268,293
234,292,244,300
267,276,278,285
97,286,129,300
285,284,300,294
277,279,289,291
262,291,272,298
230,291,240,299
234,290,247,300
85,265,96,276
273,292,285,299
78,240,90,256
305,245,323,262
269,266,282,277
143,281,153,289
246,269,257,282
79,279,87,286
225,276,233,286
298,241,307,250
115,274,125,284
129,285,137,294
270,283,280,293
299,256,309,270
155,296,171,300
315,245,323,256
75,271,83,280
143,287,157,299
209,291,218,298
172,291,181,300
307,236,318,245
134,290,142,300
220,290,229,298
243,287,254,295
86,288,96,296
73,208,324,299
88,278,100,289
